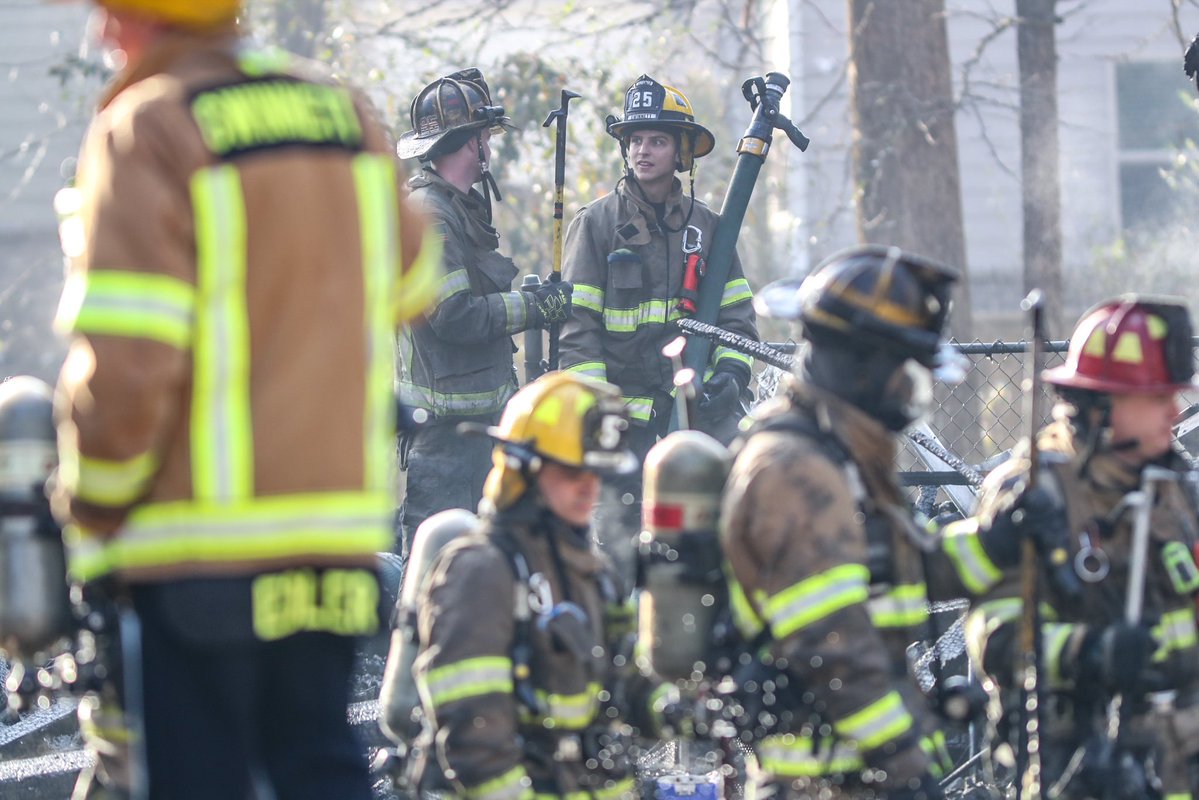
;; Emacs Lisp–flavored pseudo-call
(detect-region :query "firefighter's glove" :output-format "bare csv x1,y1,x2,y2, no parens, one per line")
1079,622,1162,696
978,486,1068,568
694,365,747,428
523,279,573,328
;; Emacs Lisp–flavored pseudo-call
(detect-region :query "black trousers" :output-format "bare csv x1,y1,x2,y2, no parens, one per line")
131,582,372,800
399,417,496,557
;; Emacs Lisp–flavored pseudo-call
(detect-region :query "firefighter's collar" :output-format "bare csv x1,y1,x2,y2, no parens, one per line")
99,27,241,112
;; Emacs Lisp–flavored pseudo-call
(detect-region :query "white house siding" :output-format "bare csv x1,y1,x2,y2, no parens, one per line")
0,2,91,381
783,0,1199,336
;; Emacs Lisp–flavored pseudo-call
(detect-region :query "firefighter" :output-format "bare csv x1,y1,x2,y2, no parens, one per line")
408,372,666,800
720,245,980,799
560,75,757,587
946,297,1199,799
51,2,438,797
396,69,573,556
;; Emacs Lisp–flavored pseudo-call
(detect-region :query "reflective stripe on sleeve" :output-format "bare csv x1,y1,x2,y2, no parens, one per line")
56,269,195,349
832,690,913,751
1154,608,1198,662
720,278,753,307
501,291,528,335
941,518,1004,595
623,395,654,423
763,563,870,639
433,268,472,306
464,764,533,800
394,227,441,323
757,733,862,777
63,450,159,508
572,283,604,314
713,346,753,370
563,361,607,381
420,655,514,708
867,583,929,629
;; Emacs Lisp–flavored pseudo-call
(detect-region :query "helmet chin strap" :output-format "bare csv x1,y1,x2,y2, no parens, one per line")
476,135,501,223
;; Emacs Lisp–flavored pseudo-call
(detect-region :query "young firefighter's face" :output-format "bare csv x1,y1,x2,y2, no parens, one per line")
1108,390,1181,463
537,461,600,528
627,129,677,186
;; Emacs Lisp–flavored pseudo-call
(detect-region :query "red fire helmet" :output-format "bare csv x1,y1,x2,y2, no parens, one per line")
1043,296,1198,394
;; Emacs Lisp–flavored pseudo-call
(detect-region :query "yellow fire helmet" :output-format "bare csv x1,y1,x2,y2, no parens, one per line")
482,372,637,511
80,0,241,28
607,75,715,173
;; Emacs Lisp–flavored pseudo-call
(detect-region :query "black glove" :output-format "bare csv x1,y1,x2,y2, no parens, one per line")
883,773,944,800
522,279,573,328
694,368,745,427
1079,622,1159,695
978,485,1069,568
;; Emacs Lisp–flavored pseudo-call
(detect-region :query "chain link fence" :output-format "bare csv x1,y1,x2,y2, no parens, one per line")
757,338,1199,512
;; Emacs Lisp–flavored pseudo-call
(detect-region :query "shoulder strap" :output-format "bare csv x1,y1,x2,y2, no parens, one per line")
485,529,541,715
747,408,853,470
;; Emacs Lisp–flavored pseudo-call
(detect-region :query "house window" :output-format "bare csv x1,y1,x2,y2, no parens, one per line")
1116,61,1199,232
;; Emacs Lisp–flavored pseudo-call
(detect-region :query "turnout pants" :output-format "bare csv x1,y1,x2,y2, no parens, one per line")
130,577,373,800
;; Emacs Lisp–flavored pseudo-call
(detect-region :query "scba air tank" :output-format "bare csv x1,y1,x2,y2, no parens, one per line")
0,377,70,659
378,507,480,744
640,430,731,682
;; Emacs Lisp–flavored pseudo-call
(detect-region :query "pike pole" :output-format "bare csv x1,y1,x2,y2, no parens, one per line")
542,89,581,373
1016,289,1047,800
673,73,809,430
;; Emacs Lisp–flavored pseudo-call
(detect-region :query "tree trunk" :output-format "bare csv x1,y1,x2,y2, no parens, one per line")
1016,0,1064,337
847,0,973,340
848,0,980,461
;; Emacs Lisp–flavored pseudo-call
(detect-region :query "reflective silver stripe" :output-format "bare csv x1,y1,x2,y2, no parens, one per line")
757,733,862,777
832,691,913,750
602,299,670,333
624,395,654,422
522,683,601,729
71,451,159,507
1043,622,1076,687
764,564,870,639
1155,608,1198,661
564,361,607,381
867,583,928,628
58,270,196,348
352,154,400,493
501,291,527,334
420,656,513,708
190,165,252,501
397,380,516,418
941,518,1003,594
727,571,765,639
573,283,604,313
721,278,753,307
465,765,533,800
433,268,472,306
713,346,753,369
